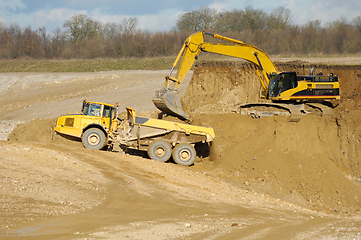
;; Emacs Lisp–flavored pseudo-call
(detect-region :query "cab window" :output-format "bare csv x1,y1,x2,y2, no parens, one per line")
277,73,297,95
83,103,102,116
103,105,112,118
268,80,277,97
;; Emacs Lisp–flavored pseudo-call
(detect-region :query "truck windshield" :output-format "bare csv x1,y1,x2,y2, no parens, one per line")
82,103,102,116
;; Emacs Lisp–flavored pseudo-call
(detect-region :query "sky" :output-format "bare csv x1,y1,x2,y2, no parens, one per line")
0,0,361,33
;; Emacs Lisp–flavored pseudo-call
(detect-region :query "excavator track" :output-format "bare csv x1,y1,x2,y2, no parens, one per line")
239,102,333,122
305,103,333,116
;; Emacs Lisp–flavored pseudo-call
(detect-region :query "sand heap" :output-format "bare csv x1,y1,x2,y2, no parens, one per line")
186,62,361,215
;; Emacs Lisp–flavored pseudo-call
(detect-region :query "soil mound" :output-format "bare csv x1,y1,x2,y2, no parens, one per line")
192,113,361,214
185,61,361,215
8,118,82,147
0,141,107,229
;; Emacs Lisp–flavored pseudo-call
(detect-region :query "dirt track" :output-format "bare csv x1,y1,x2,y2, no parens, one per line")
1,58,361,239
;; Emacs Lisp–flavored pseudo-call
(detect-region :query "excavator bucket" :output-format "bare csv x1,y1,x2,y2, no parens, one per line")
152,88,189,119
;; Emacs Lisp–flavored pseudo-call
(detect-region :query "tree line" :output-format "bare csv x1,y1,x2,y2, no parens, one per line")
0,6,361,60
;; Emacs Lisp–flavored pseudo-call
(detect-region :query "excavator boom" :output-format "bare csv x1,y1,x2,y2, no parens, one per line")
153,32,204,119
153,31,278,119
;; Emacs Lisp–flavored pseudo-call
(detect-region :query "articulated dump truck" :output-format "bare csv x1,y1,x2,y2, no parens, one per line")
54,100,215,166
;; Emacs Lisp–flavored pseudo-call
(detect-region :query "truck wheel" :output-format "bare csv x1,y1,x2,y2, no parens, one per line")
172,144,196,166
82,128,107,150
147,140,171,162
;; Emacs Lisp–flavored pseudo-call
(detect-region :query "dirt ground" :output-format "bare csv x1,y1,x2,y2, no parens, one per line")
1,57,361,239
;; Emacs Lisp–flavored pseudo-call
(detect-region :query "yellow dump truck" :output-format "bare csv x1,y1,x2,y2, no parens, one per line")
54,100,214,166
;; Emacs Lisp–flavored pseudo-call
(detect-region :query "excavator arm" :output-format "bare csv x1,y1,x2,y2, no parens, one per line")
153,31,279,119
169,32,278,90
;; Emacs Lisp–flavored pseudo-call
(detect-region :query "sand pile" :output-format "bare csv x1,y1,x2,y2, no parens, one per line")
186,62,361,215
7,118,82,147
192,113,361,214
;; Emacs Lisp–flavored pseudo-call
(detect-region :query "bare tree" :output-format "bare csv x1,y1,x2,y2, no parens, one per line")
268,7,292,30
295,20,324,54
215,7,267,32
50,27,67,57
63,14,103,44
353,15,361,33
103,22,119,39
11,24,26,58
103,17,138,39
0,23,11,58
175,7,217,31
1,6,361,59
326,17,350,53
120,17,138,34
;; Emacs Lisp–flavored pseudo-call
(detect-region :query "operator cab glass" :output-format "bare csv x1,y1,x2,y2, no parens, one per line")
103,105,113,118
268,72,298,97
82,103,102,116
82,102,114,120
268,79,277,98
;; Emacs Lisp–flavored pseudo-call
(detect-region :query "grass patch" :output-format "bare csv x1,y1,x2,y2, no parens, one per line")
0,57,176,72
1,55,359,73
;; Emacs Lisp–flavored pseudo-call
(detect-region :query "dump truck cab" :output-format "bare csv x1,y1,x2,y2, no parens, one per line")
54,100,115,140
81,100,114,129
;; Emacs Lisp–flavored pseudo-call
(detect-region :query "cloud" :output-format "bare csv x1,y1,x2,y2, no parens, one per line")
27,6,184,33
0,0,27,25
90,8,184,32
137,10,184,32
284,0,361,25
0,0,27,14
33,8,88,31
208,2,228,12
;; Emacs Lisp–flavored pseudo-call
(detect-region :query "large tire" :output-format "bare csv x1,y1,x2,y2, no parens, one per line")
172,144,196,166
147,140,172,162
82,128,107,150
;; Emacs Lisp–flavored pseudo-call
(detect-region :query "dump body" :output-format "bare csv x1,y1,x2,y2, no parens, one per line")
111,108,214,151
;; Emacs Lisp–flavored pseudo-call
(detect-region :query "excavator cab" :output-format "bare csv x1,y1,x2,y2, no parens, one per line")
268,72,298,98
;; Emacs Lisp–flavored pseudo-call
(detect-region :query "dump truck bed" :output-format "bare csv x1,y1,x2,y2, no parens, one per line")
126,108,215,143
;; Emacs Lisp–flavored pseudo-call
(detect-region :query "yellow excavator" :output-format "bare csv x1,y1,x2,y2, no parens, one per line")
153,31,340,119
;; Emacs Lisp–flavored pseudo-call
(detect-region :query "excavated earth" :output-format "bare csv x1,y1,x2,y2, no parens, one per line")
1,58,361,239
